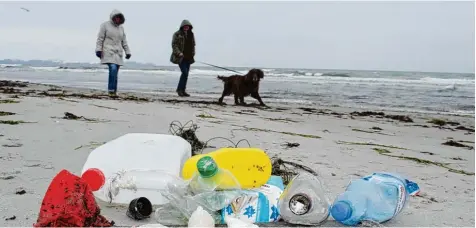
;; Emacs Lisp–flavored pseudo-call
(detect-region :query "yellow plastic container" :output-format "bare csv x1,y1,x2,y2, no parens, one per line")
181,148,272,189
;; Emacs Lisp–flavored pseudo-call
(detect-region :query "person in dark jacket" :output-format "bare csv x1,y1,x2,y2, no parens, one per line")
170,20,195,97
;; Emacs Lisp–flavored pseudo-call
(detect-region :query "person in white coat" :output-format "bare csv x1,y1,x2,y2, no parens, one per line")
95,9,131,96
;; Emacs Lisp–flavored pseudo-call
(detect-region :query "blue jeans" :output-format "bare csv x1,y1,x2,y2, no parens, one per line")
177,60,191,91
107,63,120,92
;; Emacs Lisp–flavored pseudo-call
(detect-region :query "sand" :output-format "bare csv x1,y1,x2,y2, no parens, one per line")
0,81,474,227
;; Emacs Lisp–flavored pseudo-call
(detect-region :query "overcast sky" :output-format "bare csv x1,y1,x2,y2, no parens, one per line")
0,1,474,73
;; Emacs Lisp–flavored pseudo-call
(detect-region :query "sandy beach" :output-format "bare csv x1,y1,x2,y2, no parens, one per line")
0,80,474,227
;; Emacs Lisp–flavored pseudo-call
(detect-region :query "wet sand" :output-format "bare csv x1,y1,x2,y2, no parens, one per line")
0,80,474,227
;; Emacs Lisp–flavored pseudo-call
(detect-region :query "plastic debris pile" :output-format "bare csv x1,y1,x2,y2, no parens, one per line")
33,129,421,227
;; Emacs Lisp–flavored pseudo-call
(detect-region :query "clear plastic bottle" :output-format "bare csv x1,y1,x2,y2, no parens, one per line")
330,172,412,226
278,173,330,225
188,156,243,223
100,169,184,205
154,156,243,226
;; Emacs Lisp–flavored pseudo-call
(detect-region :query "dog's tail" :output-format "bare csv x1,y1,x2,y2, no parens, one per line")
217,75,228,82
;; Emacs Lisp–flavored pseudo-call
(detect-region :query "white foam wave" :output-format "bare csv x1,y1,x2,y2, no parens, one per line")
420,77,474,84
0,64,23,68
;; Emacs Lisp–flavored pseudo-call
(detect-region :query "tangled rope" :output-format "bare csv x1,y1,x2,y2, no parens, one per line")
271,156,319,185
169,120,251,156
169,120,320,185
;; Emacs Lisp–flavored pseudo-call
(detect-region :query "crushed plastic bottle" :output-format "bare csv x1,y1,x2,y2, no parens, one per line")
155,156,243,226
278,173,330,225
101,169,183,205
330,172,420,226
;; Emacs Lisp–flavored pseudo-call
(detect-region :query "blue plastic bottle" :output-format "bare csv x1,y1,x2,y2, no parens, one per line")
330,172,419,226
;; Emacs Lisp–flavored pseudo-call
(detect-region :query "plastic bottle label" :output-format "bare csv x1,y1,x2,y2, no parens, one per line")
393,183,406,218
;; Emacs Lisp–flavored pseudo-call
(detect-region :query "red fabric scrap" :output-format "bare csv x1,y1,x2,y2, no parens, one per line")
34,169,114,227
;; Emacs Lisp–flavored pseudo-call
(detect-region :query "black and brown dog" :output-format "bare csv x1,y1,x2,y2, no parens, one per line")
217,69,266,106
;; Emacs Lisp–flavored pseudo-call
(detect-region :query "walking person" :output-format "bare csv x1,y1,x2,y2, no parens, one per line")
95,9,131,96
170,20,195,97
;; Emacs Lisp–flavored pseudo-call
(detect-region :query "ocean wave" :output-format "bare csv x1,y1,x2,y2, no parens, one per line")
2,65,471,88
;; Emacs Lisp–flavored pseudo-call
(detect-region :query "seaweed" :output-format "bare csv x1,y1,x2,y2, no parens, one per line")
372,148,474,176
271,157,319,185
74,141,105,150
283,142,300,148
0,80,28,88
455,126,475,132
0,99,20,104
350,111,413,123
0,111,15,116
169,120,207,155
264,117,299,123
2,143,23,147
242,126,321,139
0,120,28,125
61,112,105,122
427,118,448,126
336,141,407,150
442,140,474,150
196,112,216,119
385,115,414,123
351,128,394,136
91,104,117,110
235,111,258,116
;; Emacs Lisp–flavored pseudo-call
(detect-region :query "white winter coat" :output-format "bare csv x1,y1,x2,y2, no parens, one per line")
95,9,131,66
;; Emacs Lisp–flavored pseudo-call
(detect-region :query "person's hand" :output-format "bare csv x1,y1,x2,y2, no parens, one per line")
178,53,183,57
95,51,102,59
126,54,131,60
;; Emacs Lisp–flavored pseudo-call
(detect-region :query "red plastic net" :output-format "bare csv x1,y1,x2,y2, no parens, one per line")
34,169,114,227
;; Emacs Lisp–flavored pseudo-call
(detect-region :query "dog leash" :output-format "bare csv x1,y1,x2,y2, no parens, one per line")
197,61,243,75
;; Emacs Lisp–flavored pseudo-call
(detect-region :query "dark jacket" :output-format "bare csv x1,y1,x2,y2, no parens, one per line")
170,20,195,64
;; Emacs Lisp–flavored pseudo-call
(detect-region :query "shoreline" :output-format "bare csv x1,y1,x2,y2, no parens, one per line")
1,72,474,117
2,79,476,120
0,79,474,226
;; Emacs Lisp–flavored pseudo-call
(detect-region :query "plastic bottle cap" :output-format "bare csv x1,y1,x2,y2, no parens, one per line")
81,168,105,191
331,201,353,222
196,156,218,178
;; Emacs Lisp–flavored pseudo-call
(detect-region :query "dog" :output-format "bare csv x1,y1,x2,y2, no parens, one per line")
217,68,266,106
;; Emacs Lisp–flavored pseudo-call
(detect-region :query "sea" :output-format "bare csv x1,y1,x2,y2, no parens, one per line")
0,63,474,116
